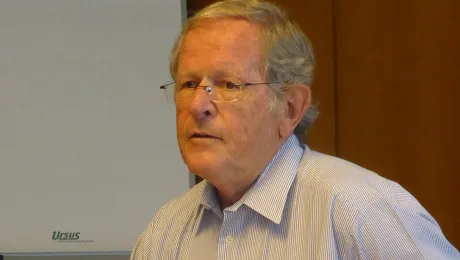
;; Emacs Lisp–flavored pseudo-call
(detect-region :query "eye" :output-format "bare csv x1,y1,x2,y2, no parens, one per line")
225,82,239,90
181,81,198,89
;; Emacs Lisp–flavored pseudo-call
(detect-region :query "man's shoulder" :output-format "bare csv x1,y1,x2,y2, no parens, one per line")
153,180,206,221
292,150,458,259
294,149,433,234
131,181,206,259
296,149,409,208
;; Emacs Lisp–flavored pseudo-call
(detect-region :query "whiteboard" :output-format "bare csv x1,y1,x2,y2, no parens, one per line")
0,0,190,254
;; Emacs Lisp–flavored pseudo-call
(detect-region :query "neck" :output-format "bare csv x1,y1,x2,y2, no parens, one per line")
210,138,287,209
213,172,260,209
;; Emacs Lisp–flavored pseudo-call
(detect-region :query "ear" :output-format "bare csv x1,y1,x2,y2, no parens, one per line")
279,84,311,138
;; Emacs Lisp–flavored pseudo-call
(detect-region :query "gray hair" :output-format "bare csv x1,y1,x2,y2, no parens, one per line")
170,0,318,137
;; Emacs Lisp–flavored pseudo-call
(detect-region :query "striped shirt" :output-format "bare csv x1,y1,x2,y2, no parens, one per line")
131,135,459,259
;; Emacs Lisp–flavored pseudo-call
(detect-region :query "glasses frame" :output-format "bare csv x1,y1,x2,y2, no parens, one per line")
160,81,276,103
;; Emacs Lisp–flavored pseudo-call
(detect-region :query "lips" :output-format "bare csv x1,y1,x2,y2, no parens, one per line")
190,132,220,140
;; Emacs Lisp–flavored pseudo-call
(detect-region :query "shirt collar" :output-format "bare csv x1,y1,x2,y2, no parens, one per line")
200,134,305,224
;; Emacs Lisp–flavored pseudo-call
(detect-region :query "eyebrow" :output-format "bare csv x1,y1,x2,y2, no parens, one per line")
177,70,240,80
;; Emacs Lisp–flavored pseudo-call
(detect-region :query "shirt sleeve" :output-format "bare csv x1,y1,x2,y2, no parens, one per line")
130,202,172,260
345,192,460,260
130,221,154,260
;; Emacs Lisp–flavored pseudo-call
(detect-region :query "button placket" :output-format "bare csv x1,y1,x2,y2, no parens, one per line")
225,235,234,244
221,210,235,243
217,208,246,259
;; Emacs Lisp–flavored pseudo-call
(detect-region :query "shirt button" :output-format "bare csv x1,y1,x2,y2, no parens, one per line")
225,235,234,244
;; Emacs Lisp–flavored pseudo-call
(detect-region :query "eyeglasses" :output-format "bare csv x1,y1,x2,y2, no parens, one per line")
160,81,275,103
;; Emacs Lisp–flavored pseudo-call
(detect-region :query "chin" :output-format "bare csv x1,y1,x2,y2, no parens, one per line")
183,153,222,180
179,139,221,174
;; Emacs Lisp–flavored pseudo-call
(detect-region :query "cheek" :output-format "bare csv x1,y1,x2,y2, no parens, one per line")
246,103,279,141
176,109,188,137
225,106,250,137
224,105,262,152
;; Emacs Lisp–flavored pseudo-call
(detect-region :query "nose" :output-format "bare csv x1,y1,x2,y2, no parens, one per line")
187,79,216,120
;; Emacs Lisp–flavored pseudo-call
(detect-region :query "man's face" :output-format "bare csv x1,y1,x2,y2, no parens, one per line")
175,19,283,184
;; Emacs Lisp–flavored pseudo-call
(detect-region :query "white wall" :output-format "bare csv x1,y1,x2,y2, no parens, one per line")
0,0,189,254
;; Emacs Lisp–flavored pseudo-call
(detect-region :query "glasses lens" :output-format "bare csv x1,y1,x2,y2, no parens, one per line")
163,84,175,102
167,83,242,103
175,87,195,103
211,85,240,102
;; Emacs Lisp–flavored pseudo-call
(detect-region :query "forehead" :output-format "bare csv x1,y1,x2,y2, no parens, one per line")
178,18,263,77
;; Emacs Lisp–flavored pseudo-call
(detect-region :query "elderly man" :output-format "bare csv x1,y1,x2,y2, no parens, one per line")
131,0,459,259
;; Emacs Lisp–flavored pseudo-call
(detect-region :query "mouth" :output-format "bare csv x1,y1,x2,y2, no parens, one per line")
190,133,220,140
